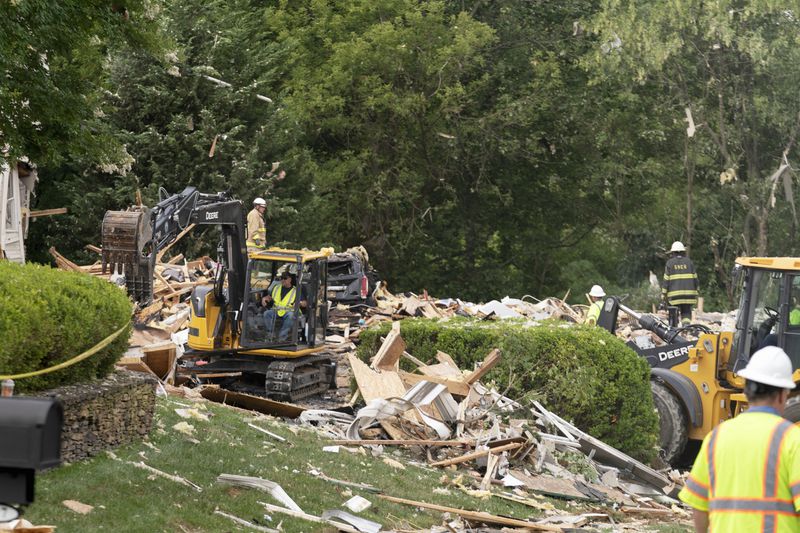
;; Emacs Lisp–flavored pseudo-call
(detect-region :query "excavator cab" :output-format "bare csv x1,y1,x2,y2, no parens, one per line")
239,249,328,352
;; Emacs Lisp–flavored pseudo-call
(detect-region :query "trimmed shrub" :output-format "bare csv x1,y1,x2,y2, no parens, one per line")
358,318,659,461
0,261,131,393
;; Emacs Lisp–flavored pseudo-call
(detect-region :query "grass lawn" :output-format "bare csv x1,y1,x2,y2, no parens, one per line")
23,395,691,532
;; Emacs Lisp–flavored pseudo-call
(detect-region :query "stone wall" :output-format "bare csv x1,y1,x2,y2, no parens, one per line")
33,370,157,463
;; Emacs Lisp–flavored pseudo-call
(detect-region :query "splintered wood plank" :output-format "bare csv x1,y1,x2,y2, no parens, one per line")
435,350,459,369
429,442,522,467
371,321,406,371
155,223,195,263
199,386,304,418
465,349,502,385
399,371,470,397
377,494,561,531
417,363,463,379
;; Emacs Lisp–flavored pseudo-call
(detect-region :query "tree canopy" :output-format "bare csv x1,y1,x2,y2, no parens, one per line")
14,0,800,308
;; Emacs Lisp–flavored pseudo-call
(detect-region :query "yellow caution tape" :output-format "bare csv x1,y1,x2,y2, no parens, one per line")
0,323,129,380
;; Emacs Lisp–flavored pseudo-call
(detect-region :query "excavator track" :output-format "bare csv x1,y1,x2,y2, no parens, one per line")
265,354,337,402
180,352,337,402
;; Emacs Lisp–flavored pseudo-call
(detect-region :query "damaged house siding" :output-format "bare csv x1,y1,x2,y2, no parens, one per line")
0,160,37,263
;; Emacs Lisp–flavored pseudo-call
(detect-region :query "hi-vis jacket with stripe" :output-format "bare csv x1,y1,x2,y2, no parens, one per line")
662,255,699,305
679,408,800,532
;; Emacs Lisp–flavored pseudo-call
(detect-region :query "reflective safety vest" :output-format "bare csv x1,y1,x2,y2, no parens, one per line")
791,308,800,326
246,208,267,249
271,285,296,317
586,300,603,325
662,256,698,305
679,411,800,532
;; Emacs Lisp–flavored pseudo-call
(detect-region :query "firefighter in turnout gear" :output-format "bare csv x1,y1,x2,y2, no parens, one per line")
679,345,800,532
586,285,605,326
662,241,699,325
246,197,267,252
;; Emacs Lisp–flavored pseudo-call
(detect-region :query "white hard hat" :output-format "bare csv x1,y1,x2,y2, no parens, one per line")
589,285,606,298
738,346,796,389
254,197,266,206
670,241,686,253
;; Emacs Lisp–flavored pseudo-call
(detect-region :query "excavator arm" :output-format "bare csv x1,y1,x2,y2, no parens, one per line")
101,187,248,312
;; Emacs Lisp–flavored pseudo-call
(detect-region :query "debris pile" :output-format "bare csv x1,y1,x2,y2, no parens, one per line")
286,322,690,531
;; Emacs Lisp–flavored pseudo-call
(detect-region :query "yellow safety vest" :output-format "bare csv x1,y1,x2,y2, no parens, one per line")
246,208,266,249
586,301,603,325
271,285,296,317
679,410,800,532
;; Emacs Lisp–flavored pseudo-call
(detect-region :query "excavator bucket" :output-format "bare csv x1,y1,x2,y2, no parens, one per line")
101,208,155,303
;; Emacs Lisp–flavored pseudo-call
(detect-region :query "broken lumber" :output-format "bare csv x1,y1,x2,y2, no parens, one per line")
399,371,470,397
155,223,195,262
377,494,561,531
28,207,68,218
429,442,522,467
465,348,501,384
48,247,83,272
332,439,471,447
214,510,278,533
371,321,405,371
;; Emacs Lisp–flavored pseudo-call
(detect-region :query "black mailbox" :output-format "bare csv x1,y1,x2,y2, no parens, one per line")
0,397,63,505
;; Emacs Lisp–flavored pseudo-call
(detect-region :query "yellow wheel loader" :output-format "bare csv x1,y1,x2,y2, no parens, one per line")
102,187,336,401
599,257,800,464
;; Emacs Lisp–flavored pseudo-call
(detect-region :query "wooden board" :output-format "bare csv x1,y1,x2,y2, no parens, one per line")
199,386,304,418
435,350,459,368
465,348,501,385
378,494,561,531
399,371,470,397
417,363,463,379
371,321,406,371
348,353,411,440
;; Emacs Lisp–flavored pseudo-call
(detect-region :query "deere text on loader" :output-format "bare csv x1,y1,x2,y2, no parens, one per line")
598,257,800,464
102,187,336,401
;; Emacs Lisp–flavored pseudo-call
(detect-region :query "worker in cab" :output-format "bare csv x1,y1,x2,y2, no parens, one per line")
585,285,606,326
679,345,800,532
661,241,699,325
261,272,307,342
246,197,267,252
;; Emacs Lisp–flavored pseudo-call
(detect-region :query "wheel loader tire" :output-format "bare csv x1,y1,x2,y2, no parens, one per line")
784,396,800,424
651,380,688,464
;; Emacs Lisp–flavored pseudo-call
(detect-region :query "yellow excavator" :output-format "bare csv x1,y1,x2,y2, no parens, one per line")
599,257,800,463
101,187,337,401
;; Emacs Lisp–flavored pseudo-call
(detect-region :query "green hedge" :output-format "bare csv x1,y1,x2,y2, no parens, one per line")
358,318,659,461
0,261,132,393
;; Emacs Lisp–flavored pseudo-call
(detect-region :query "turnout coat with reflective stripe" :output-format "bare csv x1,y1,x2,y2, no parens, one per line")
246,208,267,249
662,256,698,305
679,411,800,532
